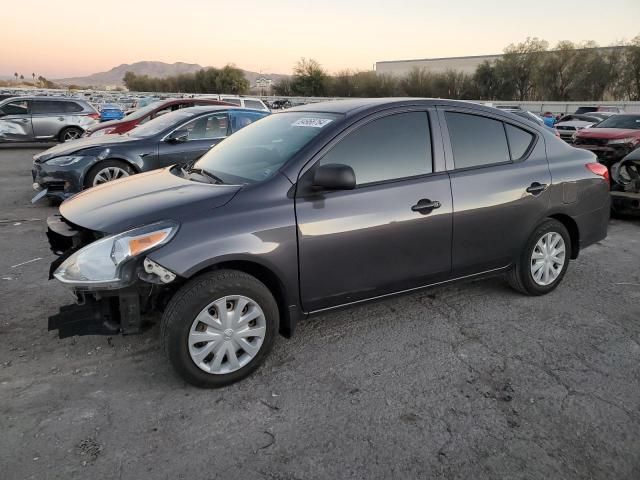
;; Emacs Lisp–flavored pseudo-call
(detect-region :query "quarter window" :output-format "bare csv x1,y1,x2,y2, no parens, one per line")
319,112,433,185
505,124,534,160
445,112,510,169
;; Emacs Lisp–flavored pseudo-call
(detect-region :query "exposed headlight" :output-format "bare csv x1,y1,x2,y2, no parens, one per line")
608,137,636,145
54,221,178,288
46,155,87,166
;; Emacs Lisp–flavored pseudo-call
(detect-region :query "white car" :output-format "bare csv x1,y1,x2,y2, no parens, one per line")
219,96,270,112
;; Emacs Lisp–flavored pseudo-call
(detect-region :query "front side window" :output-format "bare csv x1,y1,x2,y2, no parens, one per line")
319,112,432,185
446,112,510,169
194,111,340,184
0,100,29,116
178,113,229,140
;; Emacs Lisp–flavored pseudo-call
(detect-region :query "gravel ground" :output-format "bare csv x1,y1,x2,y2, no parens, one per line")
1,145,639,480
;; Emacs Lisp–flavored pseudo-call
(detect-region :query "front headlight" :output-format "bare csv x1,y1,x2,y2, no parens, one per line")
54,221,178,288
608,137,635,145
46,155,87,166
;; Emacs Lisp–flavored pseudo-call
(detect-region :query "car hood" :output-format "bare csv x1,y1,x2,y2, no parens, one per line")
576,128,640,139
60,167,241,234
34,134,141,162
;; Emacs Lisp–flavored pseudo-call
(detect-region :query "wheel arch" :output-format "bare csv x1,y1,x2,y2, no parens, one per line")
186,259,301,338
548,213,580,259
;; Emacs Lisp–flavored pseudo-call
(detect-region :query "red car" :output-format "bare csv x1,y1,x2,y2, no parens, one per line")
573,114,640,166
85,98,233,137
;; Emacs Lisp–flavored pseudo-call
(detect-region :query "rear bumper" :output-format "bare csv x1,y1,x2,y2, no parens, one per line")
574,203,610,253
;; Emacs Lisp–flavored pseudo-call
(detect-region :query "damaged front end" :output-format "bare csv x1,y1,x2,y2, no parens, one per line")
46,215,180,338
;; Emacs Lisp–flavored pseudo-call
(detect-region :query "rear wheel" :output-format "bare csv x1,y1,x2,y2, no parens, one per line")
507,219,571,295
161,270,279,388
83,160,134,188
58,127,83,142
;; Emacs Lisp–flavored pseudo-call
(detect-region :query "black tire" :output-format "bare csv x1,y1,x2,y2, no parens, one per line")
161,269,279,388
83,160,134,189
507,218,571,296
58,127,83,143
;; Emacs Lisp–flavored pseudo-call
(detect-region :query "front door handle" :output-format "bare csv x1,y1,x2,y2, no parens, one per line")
411,199,441,214
526,182,548,195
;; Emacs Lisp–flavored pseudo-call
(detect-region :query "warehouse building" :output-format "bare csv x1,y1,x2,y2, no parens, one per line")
375,46,623,76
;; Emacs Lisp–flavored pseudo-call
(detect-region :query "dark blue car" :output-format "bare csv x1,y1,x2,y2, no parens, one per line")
100,104,125,122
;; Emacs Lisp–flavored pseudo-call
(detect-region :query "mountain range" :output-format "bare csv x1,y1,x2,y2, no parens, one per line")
53,61,289,88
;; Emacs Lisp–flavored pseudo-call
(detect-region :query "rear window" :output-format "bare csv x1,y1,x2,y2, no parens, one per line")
593,115,640,130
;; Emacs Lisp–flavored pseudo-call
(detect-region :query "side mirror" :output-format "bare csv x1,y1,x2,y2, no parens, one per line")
166,129,189,143
312,163,356,191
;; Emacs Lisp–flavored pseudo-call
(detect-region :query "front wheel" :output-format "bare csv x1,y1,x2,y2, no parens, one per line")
507,219,571,295
83,160,134,188
161,270,279,388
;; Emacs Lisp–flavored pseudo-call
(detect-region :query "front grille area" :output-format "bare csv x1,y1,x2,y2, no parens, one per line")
574,137,609,147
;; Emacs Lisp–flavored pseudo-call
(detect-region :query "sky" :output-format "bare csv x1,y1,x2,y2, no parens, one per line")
1,0,638,79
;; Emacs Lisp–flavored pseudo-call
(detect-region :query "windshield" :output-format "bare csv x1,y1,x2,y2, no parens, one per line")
124,101,166,120
128,110,194,138
593,115,640,130
194,111,341,184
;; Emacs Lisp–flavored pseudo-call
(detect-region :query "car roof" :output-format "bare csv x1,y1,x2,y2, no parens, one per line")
287,98,503,116
176,105,268,114
0,96,85,102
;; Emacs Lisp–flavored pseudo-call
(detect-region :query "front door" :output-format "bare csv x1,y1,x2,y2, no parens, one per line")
438,107,552,276
0,99,33,141
157,112,230,167
296,110,453,312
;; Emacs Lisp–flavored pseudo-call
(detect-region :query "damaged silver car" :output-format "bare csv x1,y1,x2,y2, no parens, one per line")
0,97,100,143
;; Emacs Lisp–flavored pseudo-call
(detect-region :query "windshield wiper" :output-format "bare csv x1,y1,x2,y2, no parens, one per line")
188,167,224,184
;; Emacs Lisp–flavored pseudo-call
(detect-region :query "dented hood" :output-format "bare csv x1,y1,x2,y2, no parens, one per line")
60,167,241,234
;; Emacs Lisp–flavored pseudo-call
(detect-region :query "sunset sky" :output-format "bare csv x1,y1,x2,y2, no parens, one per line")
1,0,638,78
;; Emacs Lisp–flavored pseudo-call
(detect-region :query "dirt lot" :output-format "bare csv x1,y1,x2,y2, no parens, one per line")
0,144,639,480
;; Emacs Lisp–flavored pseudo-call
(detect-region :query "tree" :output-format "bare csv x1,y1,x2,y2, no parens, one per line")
14,72,18,83
620,35,640,100
401,67,433,97
290,58,329,96
495,37,548,100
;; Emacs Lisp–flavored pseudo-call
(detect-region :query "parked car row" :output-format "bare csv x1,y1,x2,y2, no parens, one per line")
39,98,610,387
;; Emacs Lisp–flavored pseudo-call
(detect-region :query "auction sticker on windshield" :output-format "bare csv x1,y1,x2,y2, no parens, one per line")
292,118,333,128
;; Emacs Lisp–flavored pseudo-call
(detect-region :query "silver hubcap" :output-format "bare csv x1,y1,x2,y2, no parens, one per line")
188,295,266,375
63,130,81,140
530,232,566,286
92,167,129,186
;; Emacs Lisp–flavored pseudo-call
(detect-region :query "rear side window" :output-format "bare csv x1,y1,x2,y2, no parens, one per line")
505,124,534,160
320,112,432,185
63,101,83,113
445,112,510,169
32,100,65,114
244,100,264,110
221,98,242,106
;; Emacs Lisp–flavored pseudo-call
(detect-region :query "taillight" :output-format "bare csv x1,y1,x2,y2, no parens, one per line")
586,162,609,184
88,112,100,120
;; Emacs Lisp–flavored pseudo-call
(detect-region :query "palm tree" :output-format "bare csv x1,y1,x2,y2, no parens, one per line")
19,74,24,81
32,73,35,82
14,72,18,83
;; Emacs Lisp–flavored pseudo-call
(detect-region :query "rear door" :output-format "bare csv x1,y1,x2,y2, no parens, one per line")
157,111,230,167
296,109,453,312
31,100,68,138
438,107,551,276
0,99,33,141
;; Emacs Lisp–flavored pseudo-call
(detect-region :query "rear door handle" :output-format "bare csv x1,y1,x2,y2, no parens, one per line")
526,182,548,195
411,199,441,214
